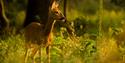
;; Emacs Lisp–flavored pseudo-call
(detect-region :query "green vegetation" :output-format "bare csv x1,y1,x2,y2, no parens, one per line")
1,0,125,63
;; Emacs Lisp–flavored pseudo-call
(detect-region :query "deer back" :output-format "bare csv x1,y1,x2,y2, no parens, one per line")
24,22,44,45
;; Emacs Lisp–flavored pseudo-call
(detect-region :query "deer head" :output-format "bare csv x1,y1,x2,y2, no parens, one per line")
49,0,66,22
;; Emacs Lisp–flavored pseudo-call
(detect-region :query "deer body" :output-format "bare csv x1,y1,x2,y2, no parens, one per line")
24,21,55,63
24,22,44,46
24,20,56,48
24,0,65,63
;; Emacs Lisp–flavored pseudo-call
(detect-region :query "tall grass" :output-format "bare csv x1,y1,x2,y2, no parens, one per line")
1,5,125,63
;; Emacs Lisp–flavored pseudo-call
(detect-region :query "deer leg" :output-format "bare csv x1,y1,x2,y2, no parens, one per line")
46,45,51,63
31,46,39,63
24,47,29,63
24,43,30,63
38,46,42,63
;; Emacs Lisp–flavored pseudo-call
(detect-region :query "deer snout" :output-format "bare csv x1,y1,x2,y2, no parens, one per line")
59,17,66,22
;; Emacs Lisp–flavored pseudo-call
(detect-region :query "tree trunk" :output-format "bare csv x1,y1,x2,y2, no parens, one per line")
0,0,9,35
99,0,103,37
23,0,51,27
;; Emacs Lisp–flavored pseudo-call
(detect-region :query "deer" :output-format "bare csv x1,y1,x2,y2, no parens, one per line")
24,0,66,63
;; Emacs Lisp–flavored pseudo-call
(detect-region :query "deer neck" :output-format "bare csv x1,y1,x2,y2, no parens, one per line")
44,17,56,36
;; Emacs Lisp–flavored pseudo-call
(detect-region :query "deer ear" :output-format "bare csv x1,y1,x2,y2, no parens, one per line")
49,0,54,7
51,1,59,9
55,2,59,8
